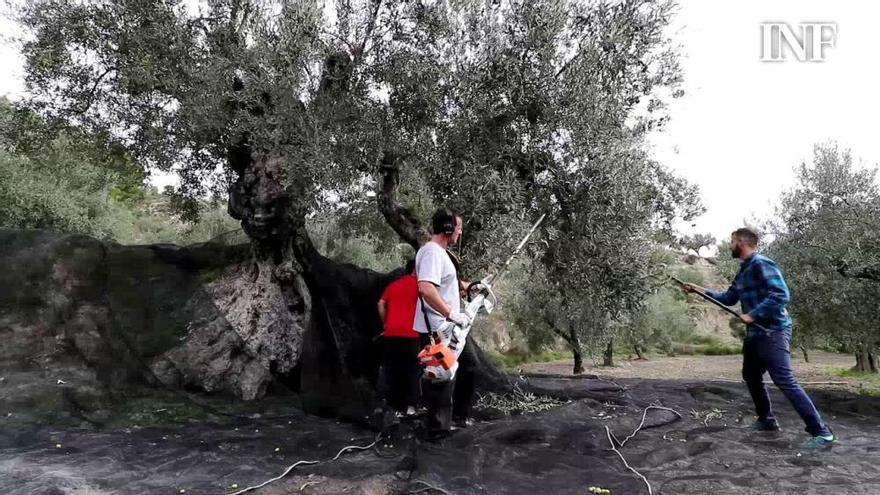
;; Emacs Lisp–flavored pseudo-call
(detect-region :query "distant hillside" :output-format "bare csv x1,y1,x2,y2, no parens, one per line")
672,254,742,344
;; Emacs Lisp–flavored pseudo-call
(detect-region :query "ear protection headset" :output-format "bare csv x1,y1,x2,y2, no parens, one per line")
431,208,457,235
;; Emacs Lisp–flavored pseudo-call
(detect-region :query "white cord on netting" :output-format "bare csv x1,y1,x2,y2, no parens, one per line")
224,434,380,495
605,405,682,495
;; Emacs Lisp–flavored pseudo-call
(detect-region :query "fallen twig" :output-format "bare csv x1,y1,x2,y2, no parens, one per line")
689,407,724,426
409,479,453,495
475,382,567,415
299,480,322,491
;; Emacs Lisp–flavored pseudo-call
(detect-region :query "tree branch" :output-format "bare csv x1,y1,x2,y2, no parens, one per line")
551,326,575,347
353,0,382,63
837,263,880,283
74,67,114,115
376,153,430,250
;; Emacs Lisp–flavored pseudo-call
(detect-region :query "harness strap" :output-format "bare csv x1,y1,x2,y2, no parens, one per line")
420,295,435,341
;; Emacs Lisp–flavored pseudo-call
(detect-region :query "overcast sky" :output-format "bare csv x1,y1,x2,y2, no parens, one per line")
647,1,880,244
2,1,878,245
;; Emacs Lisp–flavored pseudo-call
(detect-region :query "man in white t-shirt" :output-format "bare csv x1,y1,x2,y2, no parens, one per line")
414,207,478,436
413,216,471,334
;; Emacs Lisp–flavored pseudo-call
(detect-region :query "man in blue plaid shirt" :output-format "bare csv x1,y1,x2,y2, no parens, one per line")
682,228,836,448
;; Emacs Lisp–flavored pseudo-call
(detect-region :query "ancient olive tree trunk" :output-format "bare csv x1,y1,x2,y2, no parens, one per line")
551,325,585,375
224,148,389,417
633,344,648,361
603,338,615,367
853,343,878,373
572,346,585,375
221,147,512,418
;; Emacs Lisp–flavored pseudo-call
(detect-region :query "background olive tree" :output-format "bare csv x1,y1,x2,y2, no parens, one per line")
768,143,880,372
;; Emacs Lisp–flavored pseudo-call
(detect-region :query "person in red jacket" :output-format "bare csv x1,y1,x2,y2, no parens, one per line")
377,259,424,416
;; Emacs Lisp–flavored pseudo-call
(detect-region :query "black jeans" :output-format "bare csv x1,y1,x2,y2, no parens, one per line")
422,338,477,432
378,337,422,413
742,328,831,436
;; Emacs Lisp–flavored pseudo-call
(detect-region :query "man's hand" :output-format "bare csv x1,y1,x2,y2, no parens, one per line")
447,311,472,327
377,300,387,324
740,313,755,324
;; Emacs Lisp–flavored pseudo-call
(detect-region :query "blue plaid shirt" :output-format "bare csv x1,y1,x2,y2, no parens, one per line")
705,253,792,331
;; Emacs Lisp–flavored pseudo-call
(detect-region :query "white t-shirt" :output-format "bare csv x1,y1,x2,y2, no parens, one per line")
412,241,460,333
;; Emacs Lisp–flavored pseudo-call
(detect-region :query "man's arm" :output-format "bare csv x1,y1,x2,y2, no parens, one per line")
705,282,740,307
747,260,790,321
419,281,452,318
377,299,387,323
682,282,740,306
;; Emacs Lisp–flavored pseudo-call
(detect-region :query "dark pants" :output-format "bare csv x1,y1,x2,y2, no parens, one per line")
422,336,477,432
378,337,422,413
742,327,831,436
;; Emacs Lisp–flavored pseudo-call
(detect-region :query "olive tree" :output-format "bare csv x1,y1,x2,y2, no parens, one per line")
15,0,699,410
678,232,716,257
770,143,880,372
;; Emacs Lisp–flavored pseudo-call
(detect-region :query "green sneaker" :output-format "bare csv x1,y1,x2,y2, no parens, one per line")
801,433,836,449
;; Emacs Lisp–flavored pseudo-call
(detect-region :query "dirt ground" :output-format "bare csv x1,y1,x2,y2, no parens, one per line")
523,351,865,389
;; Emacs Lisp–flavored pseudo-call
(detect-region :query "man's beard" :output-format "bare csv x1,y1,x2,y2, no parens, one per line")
731,246,742,259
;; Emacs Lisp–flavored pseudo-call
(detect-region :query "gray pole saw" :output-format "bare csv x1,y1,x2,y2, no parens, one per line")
420,213,547,382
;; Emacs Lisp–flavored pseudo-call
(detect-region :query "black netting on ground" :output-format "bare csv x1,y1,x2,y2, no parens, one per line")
2,376,880,494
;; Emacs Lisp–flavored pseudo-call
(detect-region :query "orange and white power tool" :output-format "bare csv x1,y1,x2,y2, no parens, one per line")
418,283,497,382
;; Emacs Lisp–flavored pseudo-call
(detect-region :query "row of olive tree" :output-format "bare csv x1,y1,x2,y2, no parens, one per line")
0,98,241,244
767,143,880,372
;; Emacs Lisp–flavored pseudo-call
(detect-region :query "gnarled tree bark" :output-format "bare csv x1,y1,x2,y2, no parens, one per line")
853,342,878,373
603,337,615,367
837,263,880,283
218,133,513,420
376,153,431,250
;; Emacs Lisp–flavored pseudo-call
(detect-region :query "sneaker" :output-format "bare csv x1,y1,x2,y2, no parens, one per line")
452,418,475,429
801,433,837,449
748,418,781,432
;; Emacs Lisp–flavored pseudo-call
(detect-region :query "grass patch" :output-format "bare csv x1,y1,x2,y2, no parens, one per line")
198,266,225,284
827,367,880,396
489,349,571,371
672,336,742,356
686,334,722,346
